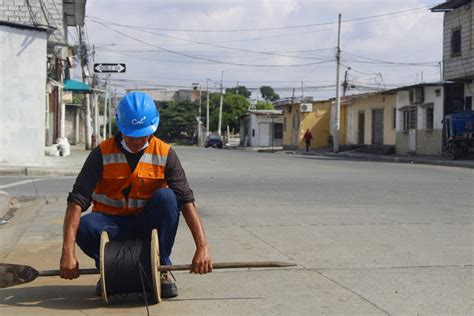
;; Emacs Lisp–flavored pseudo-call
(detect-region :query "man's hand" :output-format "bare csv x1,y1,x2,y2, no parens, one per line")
190,245,212,274
60,202,82,280
181,202,213,275
60,250,79,279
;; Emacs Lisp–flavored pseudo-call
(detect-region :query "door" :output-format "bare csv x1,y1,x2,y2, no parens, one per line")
259,123,270,147
371,109,384,145
358,111,365,144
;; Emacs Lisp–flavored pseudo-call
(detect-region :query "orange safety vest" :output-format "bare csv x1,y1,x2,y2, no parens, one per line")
92,135,170,216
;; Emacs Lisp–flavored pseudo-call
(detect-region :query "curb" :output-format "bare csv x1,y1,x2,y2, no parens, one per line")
323,152,474,169
0,167,80,177
0,190,11,219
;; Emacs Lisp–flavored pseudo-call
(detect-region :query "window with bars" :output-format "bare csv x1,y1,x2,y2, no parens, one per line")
273,123,283,139
451,27,461,56
425,107,434,129
402,107,417,131
409,107,417,129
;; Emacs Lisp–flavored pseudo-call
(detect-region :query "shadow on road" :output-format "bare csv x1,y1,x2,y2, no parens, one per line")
0,285,157,310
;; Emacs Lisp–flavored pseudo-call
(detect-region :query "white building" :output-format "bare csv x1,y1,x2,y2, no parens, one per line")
392,83,448,155
0,22,49,165
240,110,284,147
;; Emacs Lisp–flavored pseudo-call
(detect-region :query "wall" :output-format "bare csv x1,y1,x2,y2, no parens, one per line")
282,101,332,150
0,0,65,44
0,25,47,165
346,93,396,145
395,85,445,155
249,114,283,147
442,4,474,80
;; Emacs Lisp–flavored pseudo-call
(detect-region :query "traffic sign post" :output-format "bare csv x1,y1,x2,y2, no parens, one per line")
94,63,126,73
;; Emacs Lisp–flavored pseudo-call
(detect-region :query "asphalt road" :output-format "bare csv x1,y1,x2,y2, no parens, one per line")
0,147,472,315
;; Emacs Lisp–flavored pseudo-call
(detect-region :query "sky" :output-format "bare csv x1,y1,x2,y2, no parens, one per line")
73,0,447,100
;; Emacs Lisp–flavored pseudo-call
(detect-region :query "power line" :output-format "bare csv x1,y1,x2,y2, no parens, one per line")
86,6,430,33
88,17,331,61
92,21,334,68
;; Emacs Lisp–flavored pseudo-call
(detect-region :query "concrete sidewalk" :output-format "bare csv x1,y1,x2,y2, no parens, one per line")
231,146,474,169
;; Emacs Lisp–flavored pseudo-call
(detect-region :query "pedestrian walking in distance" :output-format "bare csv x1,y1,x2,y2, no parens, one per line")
59,92,212,299
303,128,313,152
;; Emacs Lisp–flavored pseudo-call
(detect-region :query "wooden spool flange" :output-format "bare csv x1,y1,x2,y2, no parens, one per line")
99,231,109,304
151,228,161,303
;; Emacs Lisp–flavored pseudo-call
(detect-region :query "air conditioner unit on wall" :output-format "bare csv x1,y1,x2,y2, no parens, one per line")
410,88,424,104
300,103,313,112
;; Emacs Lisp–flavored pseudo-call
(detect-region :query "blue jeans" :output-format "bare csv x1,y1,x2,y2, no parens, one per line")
76,188,180,267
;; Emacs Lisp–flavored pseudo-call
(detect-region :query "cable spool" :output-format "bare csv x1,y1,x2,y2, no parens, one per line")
99,229,161,304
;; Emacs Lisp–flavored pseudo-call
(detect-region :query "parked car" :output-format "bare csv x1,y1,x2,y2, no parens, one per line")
205,134,223,148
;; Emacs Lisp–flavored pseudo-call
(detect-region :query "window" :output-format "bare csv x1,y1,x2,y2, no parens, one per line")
252,129,255,137
451,28,461,56
403,110,409,131
425,107,434,129
392,108,396,129
273,123,283,139
409,107,417,129
402,107,417,131
466,97,472,111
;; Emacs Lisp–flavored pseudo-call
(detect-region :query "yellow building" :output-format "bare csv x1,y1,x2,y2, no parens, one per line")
344,92,397,146
280,99,345,150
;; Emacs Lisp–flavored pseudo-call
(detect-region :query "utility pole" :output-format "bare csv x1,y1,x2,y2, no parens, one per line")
91,44,98,146
301,80,304,101
193,82,202,144
79,26,92,150
343,67,351,97
333,13,342,153
438,62,443,81
103,74,109,139
218,71,224,136
206,79,210,136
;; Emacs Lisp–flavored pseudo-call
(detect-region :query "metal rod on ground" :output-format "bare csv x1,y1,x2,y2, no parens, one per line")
0,261,296,288
39,261,295,276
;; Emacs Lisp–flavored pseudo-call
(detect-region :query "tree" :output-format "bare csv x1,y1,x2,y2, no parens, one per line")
225,86,251,98
208,93,249,133
156,100,198,143
255,101,274,110
260,86,280,102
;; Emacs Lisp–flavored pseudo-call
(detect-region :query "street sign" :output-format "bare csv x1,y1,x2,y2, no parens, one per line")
93,63,126,73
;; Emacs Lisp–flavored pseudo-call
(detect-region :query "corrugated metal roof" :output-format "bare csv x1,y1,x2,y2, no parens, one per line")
63,0,86,26
431,0,472,12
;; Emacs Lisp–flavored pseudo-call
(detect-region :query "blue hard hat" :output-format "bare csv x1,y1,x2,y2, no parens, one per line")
116,92,159,137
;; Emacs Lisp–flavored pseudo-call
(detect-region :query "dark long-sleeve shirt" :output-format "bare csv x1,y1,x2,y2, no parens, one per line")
67,135,194,212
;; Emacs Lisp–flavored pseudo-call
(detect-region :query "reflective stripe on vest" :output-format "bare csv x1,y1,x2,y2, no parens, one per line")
103,153,128,165
92,193,126,208
141,153,167,166
128,198,148,208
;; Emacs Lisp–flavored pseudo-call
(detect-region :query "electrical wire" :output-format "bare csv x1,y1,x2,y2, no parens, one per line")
91,20,334,68
88,17,331,61
86,6,430,33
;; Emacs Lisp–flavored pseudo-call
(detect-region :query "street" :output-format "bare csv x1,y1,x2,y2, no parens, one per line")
0,147,472,315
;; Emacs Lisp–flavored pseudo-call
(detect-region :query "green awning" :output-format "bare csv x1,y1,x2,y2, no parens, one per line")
63,79,91,93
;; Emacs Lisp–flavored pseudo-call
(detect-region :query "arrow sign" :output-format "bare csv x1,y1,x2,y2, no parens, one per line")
94,63,126,73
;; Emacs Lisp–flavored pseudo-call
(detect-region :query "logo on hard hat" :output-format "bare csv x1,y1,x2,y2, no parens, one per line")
131,116,147,125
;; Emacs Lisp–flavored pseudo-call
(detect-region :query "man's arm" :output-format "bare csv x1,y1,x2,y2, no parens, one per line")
60,146,103,279
60,202,82,279
181,202,212,274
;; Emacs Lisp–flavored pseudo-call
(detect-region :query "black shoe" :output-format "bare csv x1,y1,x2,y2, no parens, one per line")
160,271,178,298
95,279,102,297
